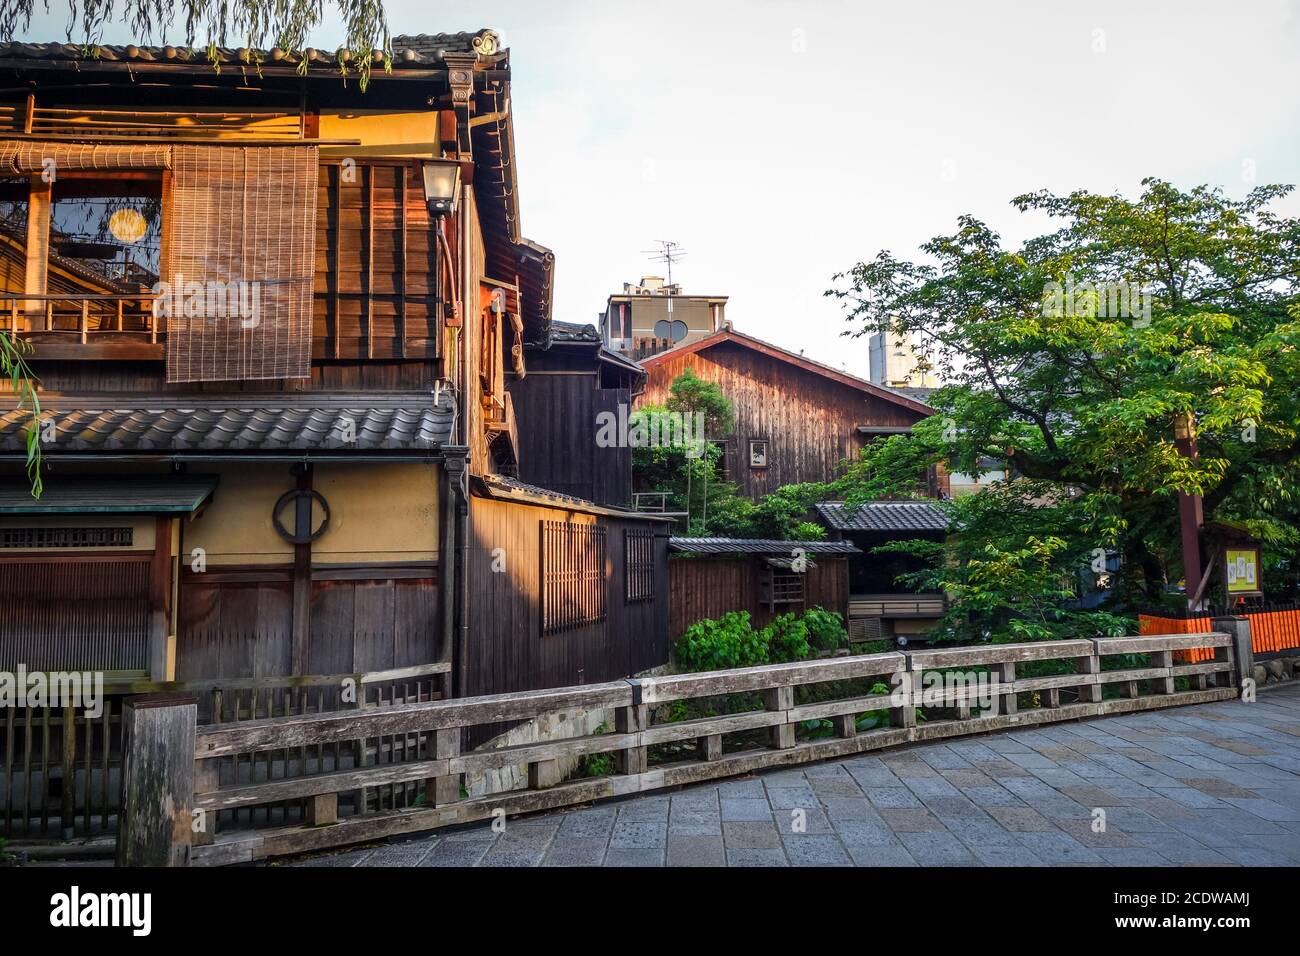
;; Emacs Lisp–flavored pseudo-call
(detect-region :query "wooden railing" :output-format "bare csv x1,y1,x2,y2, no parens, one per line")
1,663,449,845
850,593,947,618
113,621,1252,866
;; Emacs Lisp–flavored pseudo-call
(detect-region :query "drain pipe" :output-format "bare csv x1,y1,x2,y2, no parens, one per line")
441,447,473,697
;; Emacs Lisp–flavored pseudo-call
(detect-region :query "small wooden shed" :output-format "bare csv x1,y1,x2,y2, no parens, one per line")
667,537,859,639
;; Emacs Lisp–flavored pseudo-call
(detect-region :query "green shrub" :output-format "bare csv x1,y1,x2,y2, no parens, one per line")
761,612,811,663
675,611,768,671
802,606,848,651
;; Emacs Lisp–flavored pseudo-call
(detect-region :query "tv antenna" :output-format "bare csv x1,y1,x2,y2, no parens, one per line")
641,240,687,287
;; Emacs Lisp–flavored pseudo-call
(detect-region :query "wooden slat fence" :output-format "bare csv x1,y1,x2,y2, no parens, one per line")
166,626,1245,866
1,662,449,843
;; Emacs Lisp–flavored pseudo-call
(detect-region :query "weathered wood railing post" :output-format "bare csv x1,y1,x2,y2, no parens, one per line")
1076,652,1102,703
996,662,1017,716
430,727,463,804
118,693,198,867
763,684,795,749
892,658,917,729
616,683,648,773
1213,616,1252,692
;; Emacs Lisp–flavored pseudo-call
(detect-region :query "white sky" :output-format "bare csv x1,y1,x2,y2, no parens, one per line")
17,0,1300,378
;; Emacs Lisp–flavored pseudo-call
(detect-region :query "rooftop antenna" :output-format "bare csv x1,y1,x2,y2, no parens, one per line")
641,239,687,287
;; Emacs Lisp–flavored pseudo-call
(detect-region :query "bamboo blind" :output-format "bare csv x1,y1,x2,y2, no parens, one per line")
0,139,171,172
165,144,318,382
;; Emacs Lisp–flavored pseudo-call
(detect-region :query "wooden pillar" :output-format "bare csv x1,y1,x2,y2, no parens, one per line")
1150,650,1175,694
1173,412,1205,611
1213,615,1253,690
763,685,794,749
892,665,918,729
615,702,647,774
23,175,50,318
997,661,1018,715
148,516,173,681
117,694,197,867
290,464,313,676
428,727,462,805
1076,655,1102,703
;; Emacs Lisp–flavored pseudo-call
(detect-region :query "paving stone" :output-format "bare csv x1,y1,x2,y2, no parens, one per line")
969,842,1047,867
1012,831,1105,864
963,786,1024,808
365,839,436,866
422,839,493,866
723,820,783,849
726,848,789,867
557,808,617,839
479,848,546,867
1096,848,1175,867
821,797,880,822
898,831,981,865
847,841,918,866
782,834,852,866
766,785,819,809
771,806,833,835
609,820,667,849
717,778,767,799
721,798,773,822
603,848,665,866
866,786,924,809
880,808,947,832
542,839,607,867
667,836,725,866
834,819,899,847
987,806,1057,832
810,776,865,797
616,796,670,822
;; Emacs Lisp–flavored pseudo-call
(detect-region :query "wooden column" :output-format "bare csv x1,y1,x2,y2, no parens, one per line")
1213,615,1253,690
290,464,313,675
1076,655,1102,703
118,694,197,867
616,702,648,773
148,516,173,681
997,661,1018,715
24,175,50,319
763,685,794,749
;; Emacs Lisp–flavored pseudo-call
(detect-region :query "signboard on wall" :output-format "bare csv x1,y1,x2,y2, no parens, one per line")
1225,547,1262,597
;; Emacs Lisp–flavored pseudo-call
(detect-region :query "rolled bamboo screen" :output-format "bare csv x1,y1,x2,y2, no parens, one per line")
164,144,318,382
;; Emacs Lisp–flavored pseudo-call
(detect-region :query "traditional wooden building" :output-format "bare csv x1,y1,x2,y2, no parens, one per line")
637,326,935,498
813,500,949,644
0,29,671,697
668,537,857,640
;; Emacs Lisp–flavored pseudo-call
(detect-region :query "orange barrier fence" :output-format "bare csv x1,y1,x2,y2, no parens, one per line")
1140,604,1300,663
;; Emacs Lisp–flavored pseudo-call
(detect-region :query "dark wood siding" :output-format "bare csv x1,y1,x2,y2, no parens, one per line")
640,340,925,498
314,160,439,361
464,496,669,700
508,358,633,508
668,554,850,639
176,565,438,679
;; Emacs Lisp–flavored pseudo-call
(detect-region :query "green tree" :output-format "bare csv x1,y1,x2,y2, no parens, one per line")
827,179,1300,622
1,0,392,89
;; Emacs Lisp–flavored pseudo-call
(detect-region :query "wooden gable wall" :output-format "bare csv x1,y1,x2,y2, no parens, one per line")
639,340,927,497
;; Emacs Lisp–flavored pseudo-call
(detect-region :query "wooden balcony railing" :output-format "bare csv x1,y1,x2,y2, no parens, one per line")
2,292,162,359
849,593,948,618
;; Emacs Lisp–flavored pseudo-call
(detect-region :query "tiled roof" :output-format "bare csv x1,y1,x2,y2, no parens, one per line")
0,476,217,513
549,321,601,344
0,398,454,454
475,474,675,522
0,29,503,72
669,537,860,556
814,501,948,533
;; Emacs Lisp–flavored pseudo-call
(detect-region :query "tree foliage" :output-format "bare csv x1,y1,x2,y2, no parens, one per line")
827,179,1300,626
1,0,392,88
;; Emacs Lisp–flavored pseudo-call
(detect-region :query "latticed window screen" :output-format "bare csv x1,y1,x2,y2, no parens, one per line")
771,572,806,605
541,520,607,635
165,144,318,382
625,528,656,603
0,527,133,549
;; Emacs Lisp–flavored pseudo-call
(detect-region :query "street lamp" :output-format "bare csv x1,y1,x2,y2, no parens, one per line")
421,159,462,216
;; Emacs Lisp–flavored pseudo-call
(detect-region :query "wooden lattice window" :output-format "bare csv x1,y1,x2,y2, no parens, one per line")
541,520,607,635
0,526,133,549
625,528,656,603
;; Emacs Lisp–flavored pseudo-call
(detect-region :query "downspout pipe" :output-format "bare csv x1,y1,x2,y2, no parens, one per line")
440,447,470,699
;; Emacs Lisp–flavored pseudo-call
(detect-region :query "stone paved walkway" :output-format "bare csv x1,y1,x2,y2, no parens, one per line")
287,683,1300,867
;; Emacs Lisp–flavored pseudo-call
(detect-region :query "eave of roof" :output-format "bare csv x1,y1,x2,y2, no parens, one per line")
0,475,218,514
472,474,676,522
668,537,861,556
814,500,949,533
640,328,934,417
0,29,506,77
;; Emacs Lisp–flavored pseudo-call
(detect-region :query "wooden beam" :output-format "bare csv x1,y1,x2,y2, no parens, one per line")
290,465,313,675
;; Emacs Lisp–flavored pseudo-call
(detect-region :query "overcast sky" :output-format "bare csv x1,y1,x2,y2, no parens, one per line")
18,1,1300,378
